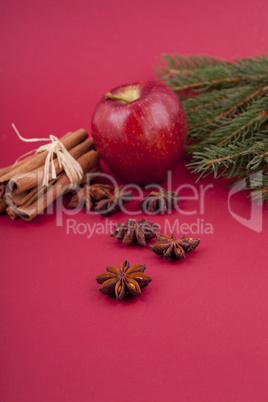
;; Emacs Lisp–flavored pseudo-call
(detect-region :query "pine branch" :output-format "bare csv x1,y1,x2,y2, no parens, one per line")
157,54,268,204
158,55,268,96
158,54,232,73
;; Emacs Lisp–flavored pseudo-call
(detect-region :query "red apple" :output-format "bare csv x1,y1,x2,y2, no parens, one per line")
91,81,188,185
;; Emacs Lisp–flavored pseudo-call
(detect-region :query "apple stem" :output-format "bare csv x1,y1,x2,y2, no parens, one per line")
105,92,130,103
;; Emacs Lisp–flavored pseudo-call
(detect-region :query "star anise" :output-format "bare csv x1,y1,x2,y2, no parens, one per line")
139,188,179,214
110,218,159,246
68,183,113,210
149,232,200,260
96,260,152,300
94,185,132,216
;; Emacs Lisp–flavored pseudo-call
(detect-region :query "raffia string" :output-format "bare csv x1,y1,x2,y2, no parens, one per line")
12,124,83,186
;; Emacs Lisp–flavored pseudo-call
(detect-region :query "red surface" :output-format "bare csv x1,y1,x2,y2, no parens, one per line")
1,1,268,401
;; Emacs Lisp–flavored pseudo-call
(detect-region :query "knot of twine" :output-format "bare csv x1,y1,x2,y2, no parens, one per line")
12,124,83,186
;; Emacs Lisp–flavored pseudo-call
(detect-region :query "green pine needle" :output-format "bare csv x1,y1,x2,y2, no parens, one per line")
157,54,268,204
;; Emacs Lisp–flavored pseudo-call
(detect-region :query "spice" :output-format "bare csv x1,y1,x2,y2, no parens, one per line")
149,232,200,260
94,185,132,216
0,198,7,214
68,183,113,210
1,130,102,221
110,218,159,246
5,148,101,221
96,260,152,300
139,188,179,214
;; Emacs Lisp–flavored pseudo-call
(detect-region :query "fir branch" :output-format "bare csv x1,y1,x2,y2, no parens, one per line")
190,86,267,130
217,110,267,146
159,54,232,73
183,85,257,115
158,55,268,97
186,97,268,148
157,54,268,204
189,142,254,179
173,77,240,93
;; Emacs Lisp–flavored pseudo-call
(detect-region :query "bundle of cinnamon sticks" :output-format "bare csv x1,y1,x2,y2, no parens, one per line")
0,128,101,221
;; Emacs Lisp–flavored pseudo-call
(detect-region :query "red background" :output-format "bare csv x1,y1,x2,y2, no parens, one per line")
1,1,268,401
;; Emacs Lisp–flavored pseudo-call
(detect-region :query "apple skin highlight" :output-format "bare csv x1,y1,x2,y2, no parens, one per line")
91,81,188,185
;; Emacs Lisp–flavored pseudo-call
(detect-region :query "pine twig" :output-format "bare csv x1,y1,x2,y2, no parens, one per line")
157,54,268,204
217,110,267,146
191,87,267,130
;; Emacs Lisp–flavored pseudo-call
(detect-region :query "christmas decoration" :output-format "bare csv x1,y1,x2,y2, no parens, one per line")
149,233,200,261
68,183,113,210
0,128,101,220
157,55,268,203
91,81,187,184
138,188,179,214
96,260,152,301
110,218,159,246
94,185,132,216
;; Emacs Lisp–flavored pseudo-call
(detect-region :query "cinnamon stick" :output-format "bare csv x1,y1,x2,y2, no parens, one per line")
9,137,95,195
0,184,5,198
0,153,36,178
6,150,100,221
81,166,103,185
6,207,18,220
0,130,69,182
0,129,88,183
0,198,7,214
8,185,41,207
